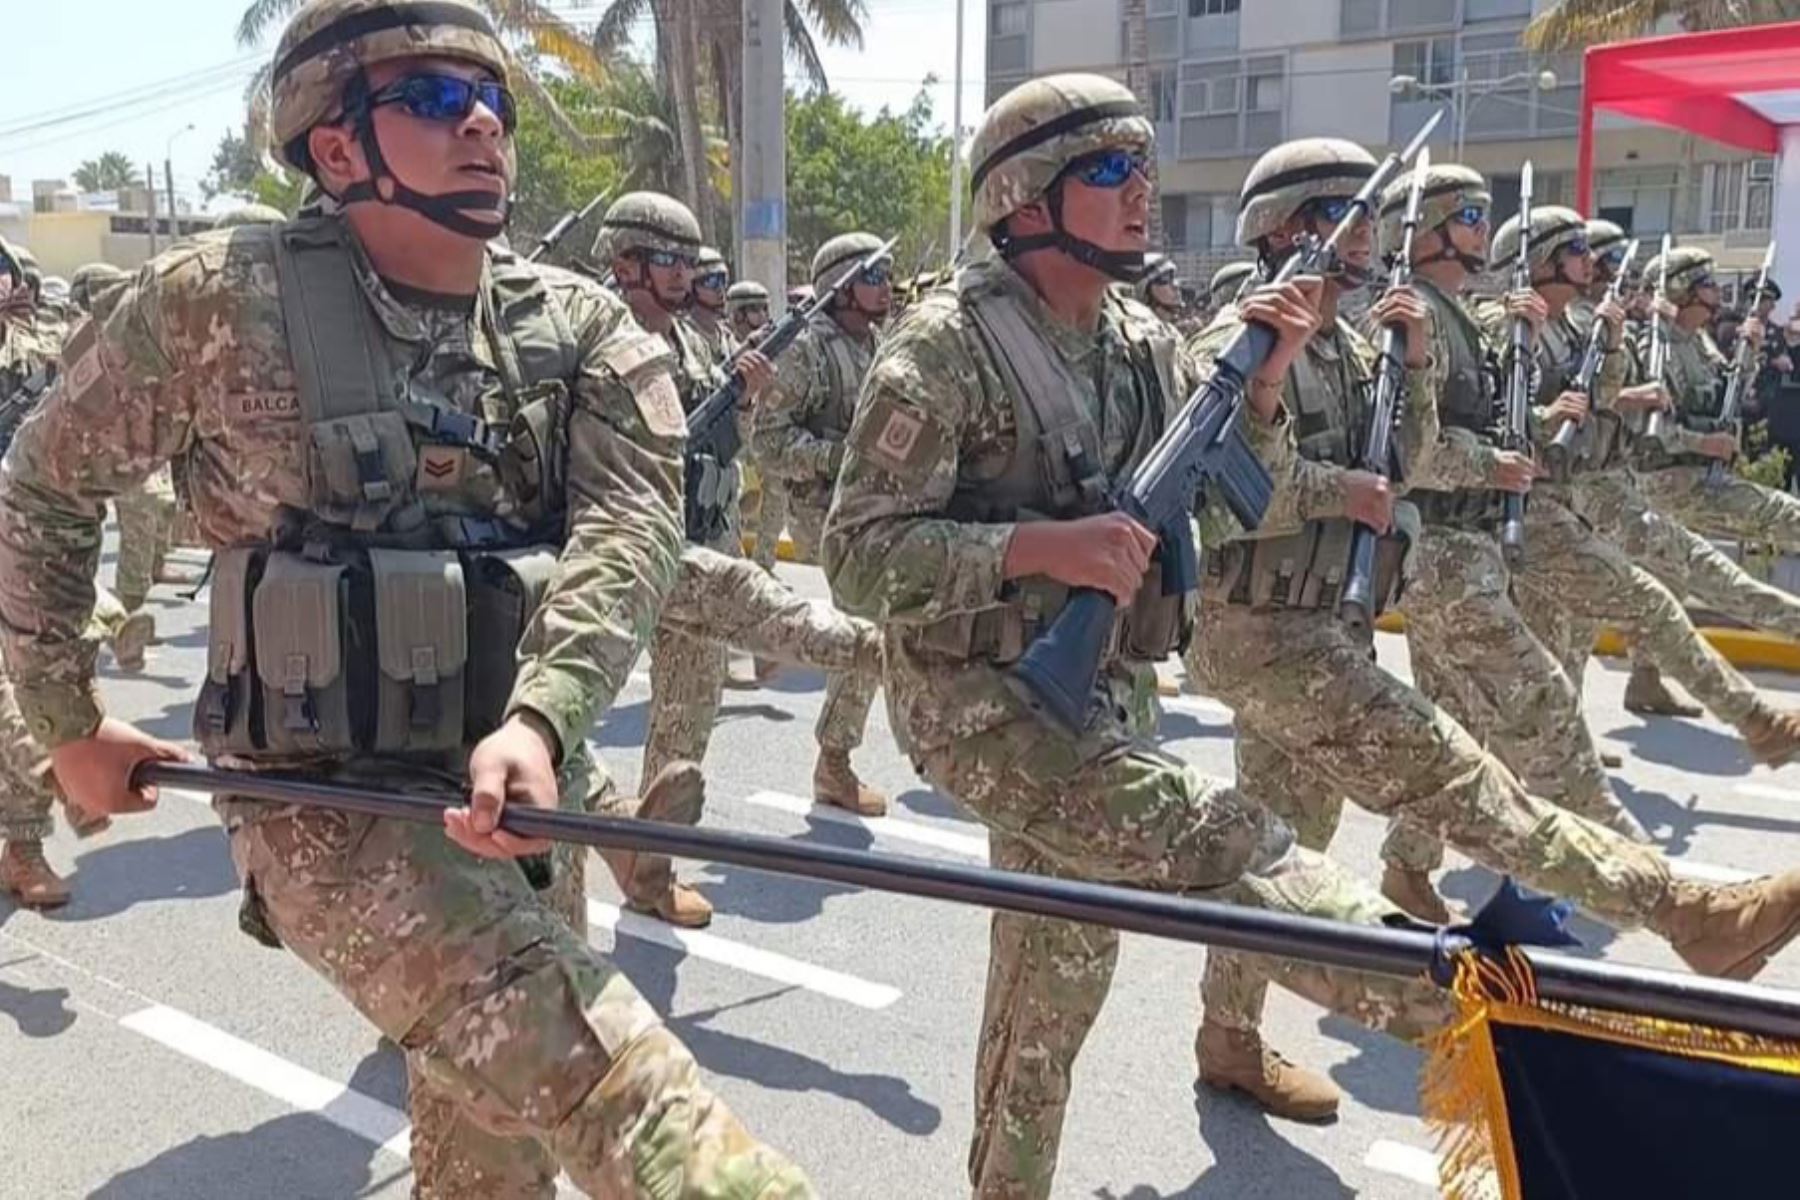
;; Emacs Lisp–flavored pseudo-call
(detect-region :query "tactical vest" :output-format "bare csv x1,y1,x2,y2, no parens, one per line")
197,217,608,768
1208,324,1409,615
918,275,1188,666
1410,280,1507,529
800,312,873,443
669,316,741,545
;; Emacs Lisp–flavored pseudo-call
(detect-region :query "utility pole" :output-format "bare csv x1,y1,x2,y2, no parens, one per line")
741,0,786,311
165,158,180,246
949,0,965,252
145,162,159,257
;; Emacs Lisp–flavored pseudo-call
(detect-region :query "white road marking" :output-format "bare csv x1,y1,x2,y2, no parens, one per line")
1363,1139,1440,1189
1667,858,1756,884
1736,782,1800,806
586,899,901,1010
119,1004,413,1160
1160,694,1234,720
739,789,989,859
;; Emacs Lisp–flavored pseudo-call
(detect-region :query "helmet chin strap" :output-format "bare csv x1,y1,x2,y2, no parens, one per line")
1418,225,1485,274
996,182,1147,282
1262,235,1373,291
336,74,510,240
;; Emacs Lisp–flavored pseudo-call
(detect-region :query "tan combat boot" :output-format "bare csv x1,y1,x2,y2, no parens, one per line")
813,748,887,817
111,611,156,673
1,840,71,909
1381,864,1452,925
1196,1021,1340,1122
599,763,714,929
1743,707,1800,769
1624,662,1702,718
1650,870,1800,981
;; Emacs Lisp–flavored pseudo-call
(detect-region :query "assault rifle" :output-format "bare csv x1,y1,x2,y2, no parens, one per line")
1497,161,1535,568
1007,109,1443,734
1707,241,1776,487
1642,234,1676,449
1544,238,1640,478
525,187,615,264
1339,144,1430,634
683,236,896,543
0,361,55,457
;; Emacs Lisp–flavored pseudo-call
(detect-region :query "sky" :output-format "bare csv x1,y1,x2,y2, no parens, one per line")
0,0,987,214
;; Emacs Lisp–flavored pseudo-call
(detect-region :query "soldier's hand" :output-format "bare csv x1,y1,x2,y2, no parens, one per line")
450,713,558,859
1003,512,1158,606
1655,297,1678,322
49,716,192,819
1776,354,1795,373
1544,390,1589,430
1617,382,1671,413
1596,297,1627,348
1744,317,1766,349
1368,286,1432,369
1242,278,1322,401
1697,432,1739,461
735,348,776,396
1489,449,1535,494
1340,470,1395,534
1505,289,1549,338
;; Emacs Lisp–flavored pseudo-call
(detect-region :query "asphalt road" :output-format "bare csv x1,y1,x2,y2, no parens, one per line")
6,542,1800,1199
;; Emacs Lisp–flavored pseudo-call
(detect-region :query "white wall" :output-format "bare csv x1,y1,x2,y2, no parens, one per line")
1288,43,1394,146
1033,0,1121,71
1240,0,1342,51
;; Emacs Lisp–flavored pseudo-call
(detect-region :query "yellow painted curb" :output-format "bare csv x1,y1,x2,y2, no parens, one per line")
742,534,800,562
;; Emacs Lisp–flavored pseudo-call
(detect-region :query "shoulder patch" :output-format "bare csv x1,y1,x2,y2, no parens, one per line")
630,370,686,439
852,394,940,480
61,318,113,409
600,330,672,380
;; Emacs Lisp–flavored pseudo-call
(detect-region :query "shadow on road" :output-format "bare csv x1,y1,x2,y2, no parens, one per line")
1157,711,1233,743
696,819,869,926
42,826,239,923
893,786,970,823
0,955,78,1037
1436,864,1619,958
1093,1089,1355,1198
1316,1014,1423,1117
87,1045,410,1200
1604,717,1751,777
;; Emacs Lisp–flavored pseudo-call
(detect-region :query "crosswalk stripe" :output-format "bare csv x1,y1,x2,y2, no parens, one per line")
1736,782,1800,806
1363,1139,1440,1188
587,899,902,1010
1160,694,1234,720
1668,858,1757,884
738,789,989,859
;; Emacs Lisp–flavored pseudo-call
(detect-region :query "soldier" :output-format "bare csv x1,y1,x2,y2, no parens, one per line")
67,262,130,316
1198,258,1256,328
215,202,290,227
596,194,886,924
828,73,1475,1199
687,245,735,360
726,279,771,343
1186,139,1800,1122
726,280,789,575
1133,251,1185,329
750,232,893,815
0,3,810,1193
1359,169,1794,921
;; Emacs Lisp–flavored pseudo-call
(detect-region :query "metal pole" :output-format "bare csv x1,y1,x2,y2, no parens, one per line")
141,761,1800,1044
740,0,787,312
144,161,158,257
949,0,965,252
164,158,180,246
1455,65,1470,162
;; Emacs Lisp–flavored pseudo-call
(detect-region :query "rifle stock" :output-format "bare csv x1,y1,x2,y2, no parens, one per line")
1545,239,1640,478
1498,162,1535,568
1642,234,1676,449
1706,242,1775,488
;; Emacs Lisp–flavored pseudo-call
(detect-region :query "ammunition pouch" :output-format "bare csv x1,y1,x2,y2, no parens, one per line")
1209,516,1409,616
683,451,741,544
495,382,571,529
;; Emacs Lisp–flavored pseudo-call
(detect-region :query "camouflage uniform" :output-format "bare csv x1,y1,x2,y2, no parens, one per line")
1189,173,1669,1075
727,281,787,569
111,467,177,611
0,3,809,1194
826,77,1458,1199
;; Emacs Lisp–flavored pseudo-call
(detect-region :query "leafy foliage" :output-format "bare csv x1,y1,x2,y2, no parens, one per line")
1524,0,1800,51
72,151,139,193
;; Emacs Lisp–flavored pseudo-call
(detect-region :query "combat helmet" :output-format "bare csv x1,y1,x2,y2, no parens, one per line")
269,0,512,237
1207,260,1257,307
214,203,288,229
68,262,130,313
1134,252,1180,305
725,280,769,313
1489,204,1589,282
11,245,42,299
1643,245,1718,307
1237,137,1378,284
1379,162,1490,271
967,73,1153,280
811,232,888,290
1585,218,1628,263
592,191,702,264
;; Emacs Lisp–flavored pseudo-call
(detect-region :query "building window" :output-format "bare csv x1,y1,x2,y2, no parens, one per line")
1704,158,1777,234
1162,194,1189,251
990,1,1027,75
1188,0,1240,14
1597,167,1680,237
1177,56,1285,158
1342,0,1456,37
991,1,1026,37
1393,37,1455,87
1149,66,1178,124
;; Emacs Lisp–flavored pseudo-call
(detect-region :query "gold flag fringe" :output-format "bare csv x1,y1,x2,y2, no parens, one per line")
1419,947,1800,1200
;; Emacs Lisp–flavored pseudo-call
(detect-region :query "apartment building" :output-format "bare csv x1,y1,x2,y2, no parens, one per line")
988,0,1774,289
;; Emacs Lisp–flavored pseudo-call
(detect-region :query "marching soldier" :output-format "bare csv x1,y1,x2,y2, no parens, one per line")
687,244,736,360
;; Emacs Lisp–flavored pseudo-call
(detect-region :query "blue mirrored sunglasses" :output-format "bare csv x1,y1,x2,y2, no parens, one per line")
368,74,517,133
1690,274,1717,291
859,263,892,286
1447,204,1488,228
1067,149,1150,188
641,248,698,270
1559,236,1591,257
695,270,728,290
1598,248,1626,268
1306,196,1357,224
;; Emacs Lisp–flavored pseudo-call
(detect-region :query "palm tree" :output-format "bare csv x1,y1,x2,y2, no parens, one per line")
1524,0,1800,51
232,0,608,152
73,151,139,193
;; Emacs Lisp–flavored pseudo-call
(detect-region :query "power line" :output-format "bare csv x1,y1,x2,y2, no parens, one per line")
0,56,260,145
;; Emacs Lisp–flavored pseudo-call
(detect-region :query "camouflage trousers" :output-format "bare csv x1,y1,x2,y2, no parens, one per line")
632,544,882,904
1638,462,1800,550
918,713,1454,1200
112,466,176,611
1383,521,1629,873
1574,470,1800,642
0,586,132,842
1187,601,1671,1032
743,457,789,573
221,753,812,1198
783,499,879,756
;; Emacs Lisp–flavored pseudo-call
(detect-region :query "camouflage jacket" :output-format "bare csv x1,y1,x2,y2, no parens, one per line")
823,256,1298,756
751,311,877,501
0,218,686,760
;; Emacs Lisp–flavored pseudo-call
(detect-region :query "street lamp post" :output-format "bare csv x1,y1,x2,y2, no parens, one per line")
1389,67,1558,161
164,123,196,247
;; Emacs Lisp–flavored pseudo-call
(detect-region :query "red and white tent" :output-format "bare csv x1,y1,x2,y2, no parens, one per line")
1578,22,1800,292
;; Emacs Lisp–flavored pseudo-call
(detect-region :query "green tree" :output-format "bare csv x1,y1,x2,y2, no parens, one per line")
1525,0,1800,50
202,127,305,212
72,151,138,193
785,85,952,283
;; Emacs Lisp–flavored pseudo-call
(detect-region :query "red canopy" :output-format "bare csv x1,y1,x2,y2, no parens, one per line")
1578,22,1800,211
